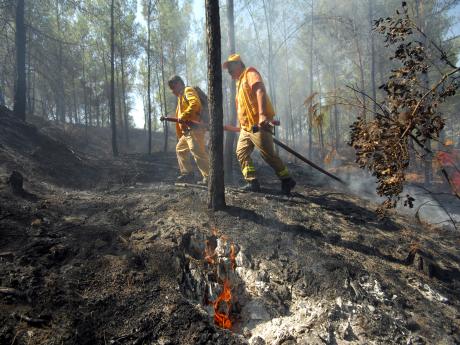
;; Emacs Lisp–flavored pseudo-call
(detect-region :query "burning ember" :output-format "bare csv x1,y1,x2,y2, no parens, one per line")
213,279,232,329
204,228,237,329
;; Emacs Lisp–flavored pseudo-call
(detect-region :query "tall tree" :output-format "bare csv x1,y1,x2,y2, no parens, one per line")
110,0,118,157
147,0,152,154
54,0,65,123
369,0,377,115
14,0,26,121
224,0,236,181
205,0,225,210
415,0,432,186
308,0,314,159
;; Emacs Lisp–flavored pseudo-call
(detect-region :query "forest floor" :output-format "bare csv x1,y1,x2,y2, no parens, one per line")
0,107,460,345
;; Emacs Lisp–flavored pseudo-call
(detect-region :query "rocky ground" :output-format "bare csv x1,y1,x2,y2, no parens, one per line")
1,107,459,345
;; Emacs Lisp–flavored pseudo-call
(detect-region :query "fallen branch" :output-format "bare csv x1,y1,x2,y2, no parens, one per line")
0,287,23,297
12,312,50,327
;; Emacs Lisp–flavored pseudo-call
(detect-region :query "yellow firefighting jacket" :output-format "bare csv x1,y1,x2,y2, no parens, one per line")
236,67,275,132
175,86,202,137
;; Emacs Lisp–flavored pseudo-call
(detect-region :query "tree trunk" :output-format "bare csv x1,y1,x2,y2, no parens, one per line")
14,0,26,121
352,19,366,120
262,0,276,107
116,66,124,144
262,0,278,155
160,37,169,152
120,43,129,147
223,0,236,182
147,0,152,155
317,62,324,161
333,63,340,151
101,41,109,126
110,0,118,157
72,77,77,124
308,1,314,159
55,0,65,123
155,63,163,128
205,0,226,210
416,0,432,186
369,0,377,115
82,46,88,129
26,18,33,117
283,11,295,148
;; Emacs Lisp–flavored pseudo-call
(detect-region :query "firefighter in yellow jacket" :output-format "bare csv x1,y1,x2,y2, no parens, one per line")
223,54,296,194
168,75,209,185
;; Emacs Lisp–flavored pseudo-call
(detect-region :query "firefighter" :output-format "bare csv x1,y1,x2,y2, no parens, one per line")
223,54,296,195
168,75,209,185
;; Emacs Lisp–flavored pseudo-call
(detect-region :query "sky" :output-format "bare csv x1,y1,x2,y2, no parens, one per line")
129,1,460,129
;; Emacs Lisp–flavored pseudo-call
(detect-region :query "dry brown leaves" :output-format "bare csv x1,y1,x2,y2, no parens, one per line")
349,3,458,216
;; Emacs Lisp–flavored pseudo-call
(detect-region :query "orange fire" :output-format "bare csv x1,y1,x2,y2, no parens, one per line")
205,228,236,329
213,279,232,329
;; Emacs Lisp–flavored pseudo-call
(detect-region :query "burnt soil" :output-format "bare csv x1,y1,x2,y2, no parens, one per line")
1,107,459,345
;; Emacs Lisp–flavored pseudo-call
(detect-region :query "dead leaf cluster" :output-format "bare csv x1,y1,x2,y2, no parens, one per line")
349,3,459,215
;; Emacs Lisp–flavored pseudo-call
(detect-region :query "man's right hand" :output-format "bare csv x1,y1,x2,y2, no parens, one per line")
258,115,271,131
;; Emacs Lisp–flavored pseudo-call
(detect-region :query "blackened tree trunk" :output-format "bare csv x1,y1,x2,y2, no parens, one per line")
223,0,236,181
26,17,33,117
14,0,26,121
205,0,225,210
110,0,118,157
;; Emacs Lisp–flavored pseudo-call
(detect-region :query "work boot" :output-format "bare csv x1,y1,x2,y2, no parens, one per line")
197,177,208,186
281,177,296,195
241,179,261,192
176,173,194,183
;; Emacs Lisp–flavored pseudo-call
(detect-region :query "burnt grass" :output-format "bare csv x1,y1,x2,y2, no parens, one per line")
1,107,460,345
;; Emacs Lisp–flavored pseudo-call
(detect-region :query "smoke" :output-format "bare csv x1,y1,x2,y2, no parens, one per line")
335,166,459,231
399,185,460,231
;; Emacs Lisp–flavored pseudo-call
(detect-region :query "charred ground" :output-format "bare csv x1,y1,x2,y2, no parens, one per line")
0,108,459,345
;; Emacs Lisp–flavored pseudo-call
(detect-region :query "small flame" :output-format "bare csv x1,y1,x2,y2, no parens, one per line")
230,244,236,271
213,279,232,329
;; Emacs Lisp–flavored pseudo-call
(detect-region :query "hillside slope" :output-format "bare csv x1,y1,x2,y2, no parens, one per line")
0,110,459,345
